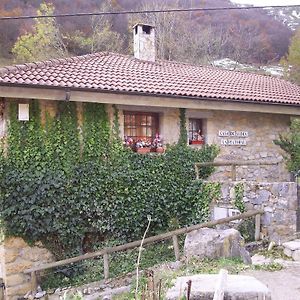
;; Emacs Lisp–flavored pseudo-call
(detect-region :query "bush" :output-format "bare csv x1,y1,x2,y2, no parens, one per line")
274,118,300,173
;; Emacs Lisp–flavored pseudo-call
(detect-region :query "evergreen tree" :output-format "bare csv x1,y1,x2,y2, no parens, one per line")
282,28,300,84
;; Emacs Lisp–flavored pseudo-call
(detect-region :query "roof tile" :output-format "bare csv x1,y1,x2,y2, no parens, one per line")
0,52,299,106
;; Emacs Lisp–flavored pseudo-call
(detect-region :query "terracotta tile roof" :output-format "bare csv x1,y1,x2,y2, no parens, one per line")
0,52,300,106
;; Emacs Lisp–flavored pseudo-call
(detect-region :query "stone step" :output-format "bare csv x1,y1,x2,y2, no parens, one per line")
283,240,300,261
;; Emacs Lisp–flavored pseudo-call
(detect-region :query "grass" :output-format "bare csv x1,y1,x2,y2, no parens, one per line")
41,238,284,296
254,245,292,260
41,239,179,291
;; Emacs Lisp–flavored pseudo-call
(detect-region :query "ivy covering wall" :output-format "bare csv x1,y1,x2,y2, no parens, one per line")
0,100,219,258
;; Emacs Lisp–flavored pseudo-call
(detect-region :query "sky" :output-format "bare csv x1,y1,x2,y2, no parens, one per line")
231,0,300,6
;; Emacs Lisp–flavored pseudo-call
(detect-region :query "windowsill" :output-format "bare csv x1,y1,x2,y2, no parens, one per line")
189,140,205,145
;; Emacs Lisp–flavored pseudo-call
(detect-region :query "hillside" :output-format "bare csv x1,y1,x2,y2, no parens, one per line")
0,0,295,67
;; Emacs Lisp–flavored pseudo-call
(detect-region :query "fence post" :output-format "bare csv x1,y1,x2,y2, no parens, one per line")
0,278,4,300
231,164,237,181
31,271,38,292
255,214,261,241
103,252,109,280
172,235,180,261
213,269,228,300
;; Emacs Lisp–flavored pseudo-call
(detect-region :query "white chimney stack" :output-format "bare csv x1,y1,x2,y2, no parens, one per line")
133,23,156,62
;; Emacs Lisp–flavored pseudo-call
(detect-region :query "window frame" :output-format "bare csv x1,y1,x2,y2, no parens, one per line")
123,111,159,144
188,118,204,145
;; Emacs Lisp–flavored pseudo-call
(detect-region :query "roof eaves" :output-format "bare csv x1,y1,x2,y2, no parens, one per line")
1,81,300,108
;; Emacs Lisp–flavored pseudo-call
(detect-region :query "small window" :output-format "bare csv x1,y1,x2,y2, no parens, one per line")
124,111,159,149
189,119,204,145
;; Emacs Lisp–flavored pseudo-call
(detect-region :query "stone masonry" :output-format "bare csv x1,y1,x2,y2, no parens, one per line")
215,181,297,243
204,110,291,182
0,237,53,300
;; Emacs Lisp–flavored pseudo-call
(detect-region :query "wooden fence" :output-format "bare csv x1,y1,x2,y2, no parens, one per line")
24,209,264,291
194,160,280,181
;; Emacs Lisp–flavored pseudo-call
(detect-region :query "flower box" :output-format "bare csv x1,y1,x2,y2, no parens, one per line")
137,147,151,154
190,140,204,145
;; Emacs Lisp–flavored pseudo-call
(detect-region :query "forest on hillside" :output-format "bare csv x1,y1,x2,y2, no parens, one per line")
0,0,298,67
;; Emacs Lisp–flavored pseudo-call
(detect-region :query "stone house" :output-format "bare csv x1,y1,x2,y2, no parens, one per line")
0,23,300,299
0,24,299,183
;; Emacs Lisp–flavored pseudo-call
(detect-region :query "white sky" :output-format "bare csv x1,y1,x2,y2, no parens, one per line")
231,0,300,6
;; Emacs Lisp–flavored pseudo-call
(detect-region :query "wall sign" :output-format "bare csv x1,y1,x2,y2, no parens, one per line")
218,130,248,146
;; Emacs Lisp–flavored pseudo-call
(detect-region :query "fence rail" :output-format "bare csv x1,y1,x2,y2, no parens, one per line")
195,160,280,181
24,209,264,291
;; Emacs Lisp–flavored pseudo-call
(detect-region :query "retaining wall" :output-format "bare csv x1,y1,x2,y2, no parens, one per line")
213,181,298,243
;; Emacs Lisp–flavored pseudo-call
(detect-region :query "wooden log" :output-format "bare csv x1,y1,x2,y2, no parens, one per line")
103,252,109,280
255,214,261,241
172,235,180,261
213,269,228,300
24,209,264,274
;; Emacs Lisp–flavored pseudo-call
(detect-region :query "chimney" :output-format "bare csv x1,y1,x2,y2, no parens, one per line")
133,23,156,62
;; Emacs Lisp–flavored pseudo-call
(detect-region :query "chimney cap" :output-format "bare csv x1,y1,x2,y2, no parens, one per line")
132,23,155,29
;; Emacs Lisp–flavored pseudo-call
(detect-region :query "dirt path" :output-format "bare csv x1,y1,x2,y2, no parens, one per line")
243,263,300,300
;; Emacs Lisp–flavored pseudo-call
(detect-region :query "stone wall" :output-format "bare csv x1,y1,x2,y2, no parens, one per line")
0,237,53,300
203,110,291,182
214,181,298,243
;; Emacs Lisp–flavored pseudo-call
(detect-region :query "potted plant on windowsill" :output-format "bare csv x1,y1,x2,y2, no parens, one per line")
190,140,204,145
136,139,151,154
189,130,205,145
152,134,165,153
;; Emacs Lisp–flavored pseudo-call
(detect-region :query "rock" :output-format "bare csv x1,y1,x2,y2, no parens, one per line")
166,274,271,300
34,291,46,299
251,254,272,265
184,228,251,264
292,250,300,261
284,247,292,257
283,240,300,251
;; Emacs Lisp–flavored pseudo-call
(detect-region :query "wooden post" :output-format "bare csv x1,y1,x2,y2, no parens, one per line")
103,252,109,280
172,235,180,261
31,271,38,292
213,269,228,300
231,164,236,181
255,214,261,241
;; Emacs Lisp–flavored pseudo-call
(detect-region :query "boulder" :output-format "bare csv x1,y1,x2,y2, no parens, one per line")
184,228,251,264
